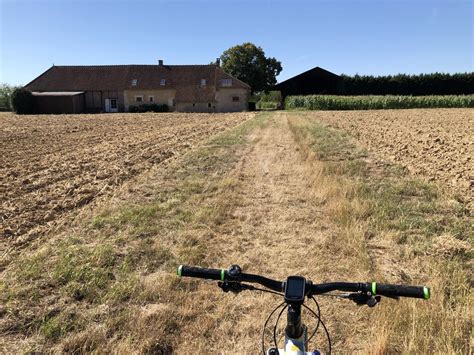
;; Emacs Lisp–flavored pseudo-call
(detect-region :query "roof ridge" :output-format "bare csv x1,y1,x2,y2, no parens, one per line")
275,66,340,86
53,64,219,68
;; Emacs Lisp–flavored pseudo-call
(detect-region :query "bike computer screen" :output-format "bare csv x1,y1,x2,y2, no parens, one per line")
284,276,306,303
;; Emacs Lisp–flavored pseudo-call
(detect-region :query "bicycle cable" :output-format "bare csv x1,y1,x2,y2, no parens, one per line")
273,303,288,350
252,286,284,297
303,297,332,354
261,301,286,355
305,296,321,346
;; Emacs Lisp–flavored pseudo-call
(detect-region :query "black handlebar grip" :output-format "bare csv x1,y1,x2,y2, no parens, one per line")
177,265,226,281
371,282,430,299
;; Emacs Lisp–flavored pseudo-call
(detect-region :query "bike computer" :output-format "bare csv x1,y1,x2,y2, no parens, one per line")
284,276,306,303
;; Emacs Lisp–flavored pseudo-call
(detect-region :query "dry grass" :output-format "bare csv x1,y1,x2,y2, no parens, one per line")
287,112,472,353
1,110,471,353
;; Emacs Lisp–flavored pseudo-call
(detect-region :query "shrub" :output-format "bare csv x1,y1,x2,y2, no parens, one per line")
259,90,282,103
11,88,35,114
256,90,281,110
128,104,169,113
0,83,18,111
256,101,279,110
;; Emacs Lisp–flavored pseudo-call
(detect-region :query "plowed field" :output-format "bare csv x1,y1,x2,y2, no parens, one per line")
304,109,473,208
1,111,471,353
0,112,253,243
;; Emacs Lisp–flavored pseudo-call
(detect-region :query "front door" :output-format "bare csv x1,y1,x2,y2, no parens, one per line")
110,99,118,112
105,99,118,113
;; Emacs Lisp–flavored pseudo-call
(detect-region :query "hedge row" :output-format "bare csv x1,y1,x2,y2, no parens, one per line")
339,73,474,96
285,95,474,110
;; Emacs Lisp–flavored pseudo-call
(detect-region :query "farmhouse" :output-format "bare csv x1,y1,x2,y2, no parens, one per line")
24,60,250,113
275,66,341,98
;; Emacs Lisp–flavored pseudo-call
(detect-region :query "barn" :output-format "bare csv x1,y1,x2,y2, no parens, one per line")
274,66,341,98
32,91,85,114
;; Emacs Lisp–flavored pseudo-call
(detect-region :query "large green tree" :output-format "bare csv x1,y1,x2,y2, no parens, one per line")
220,43,282,93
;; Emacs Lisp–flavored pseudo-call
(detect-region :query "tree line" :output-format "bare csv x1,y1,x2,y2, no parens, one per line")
338,73,474,96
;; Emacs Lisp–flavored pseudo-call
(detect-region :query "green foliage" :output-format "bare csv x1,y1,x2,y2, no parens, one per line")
11,87,35,114
256,90,281,110
339,72,474,96
128,104,169,113
285,95,474,110
258,90,282,102
0,83,18,111
220,43,282,93
256,101,279,110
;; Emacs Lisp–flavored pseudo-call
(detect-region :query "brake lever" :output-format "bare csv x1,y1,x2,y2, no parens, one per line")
218,281,255,294
346,292,382,307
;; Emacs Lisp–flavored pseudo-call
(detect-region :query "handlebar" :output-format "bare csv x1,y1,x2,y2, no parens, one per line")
177,265,430,300
177,265,283,291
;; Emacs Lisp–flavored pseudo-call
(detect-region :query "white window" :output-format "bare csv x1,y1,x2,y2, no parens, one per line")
135,95,143,102
149,96,154,103
131,79,138,86
160,79,166,86
222,79,232,87
200,79,206,86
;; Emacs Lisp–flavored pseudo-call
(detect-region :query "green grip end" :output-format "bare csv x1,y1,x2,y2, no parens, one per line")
371,282,377,295
177,265,183,277
423,286,430,300
221,269,225,281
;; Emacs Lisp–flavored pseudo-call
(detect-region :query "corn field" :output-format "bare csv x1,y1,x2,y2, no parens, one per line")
285,95,474,110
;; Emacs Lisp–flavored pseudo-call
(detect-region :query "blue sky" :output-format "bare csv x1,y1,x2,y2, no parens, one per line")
0,0,472,86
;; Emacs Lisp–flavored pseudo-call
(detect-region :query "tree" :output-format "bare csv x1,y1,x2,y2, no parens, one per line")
11,87,35,114
0,83,18,111
220,43,282,93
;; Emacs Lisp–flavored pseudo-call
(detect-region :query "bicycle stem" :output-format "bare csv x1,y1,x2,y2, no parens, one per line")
286,303,305,339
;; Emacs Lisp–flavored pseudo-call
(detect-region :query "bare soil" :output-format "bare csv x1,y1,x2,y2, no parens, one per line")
1,110,470,353
0,112,253,244
304,109,473,207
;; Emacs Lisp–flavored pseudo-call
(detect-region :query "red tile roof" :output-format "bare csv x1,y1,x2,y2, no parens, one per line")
25,64,250,103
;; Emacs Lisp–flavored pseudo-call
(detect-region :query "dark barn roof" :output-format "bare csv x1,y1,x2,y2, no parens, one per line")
25,64,250,103
275,66,341,97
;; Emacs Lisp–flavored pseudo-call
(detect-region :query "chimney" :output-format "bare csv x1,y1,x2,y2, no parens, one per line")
158,59,163,66
215,58,220,67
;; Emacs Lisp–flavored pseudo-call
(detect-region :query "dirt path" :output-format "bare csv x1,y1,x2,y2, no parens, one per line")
178,112,370,353
218,113,325,272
